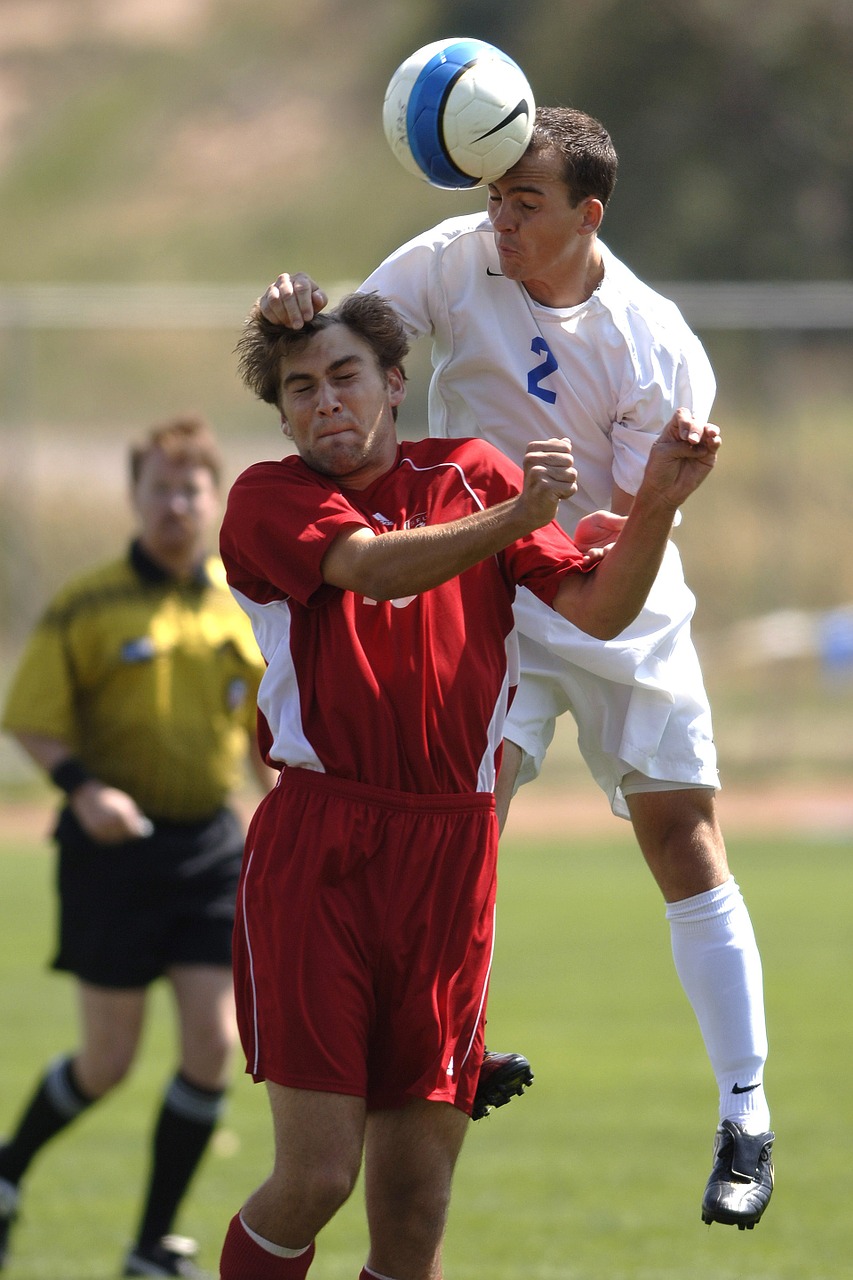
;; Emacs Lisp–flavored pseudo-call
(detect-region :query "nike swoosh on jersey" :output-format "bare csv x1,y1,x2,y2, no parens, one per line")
485,267,504,277
473,98,532,143
731,1081,761,1094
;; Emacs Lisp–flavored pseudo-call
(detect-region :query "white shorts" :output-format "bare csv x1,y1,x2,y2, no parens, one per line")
506,542,720,819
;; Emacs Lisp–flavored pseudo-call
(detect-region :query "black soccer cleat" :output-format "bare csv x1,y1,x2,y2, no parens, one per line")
471,1048,534,1121
123,1233,211,1278
0,1174,19,1271
701,1119,774,1229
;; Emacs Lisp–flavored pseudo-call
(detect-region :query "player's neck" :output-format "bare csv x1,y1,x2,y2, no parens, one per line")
523,246,604,309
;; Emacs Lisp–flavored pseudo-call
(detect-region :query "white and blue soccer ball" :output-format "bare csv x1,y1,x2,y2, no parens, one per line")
382,37,536,190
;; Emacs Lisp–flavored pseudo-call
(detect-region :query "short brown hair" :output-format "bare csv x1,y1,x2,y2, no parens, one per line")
236,291,409,412
530,106,618,209
129,413,223,487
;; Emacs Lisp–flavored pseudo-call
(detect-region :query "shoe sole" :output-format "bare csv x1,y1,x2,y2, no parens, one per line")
701,1206,766,1230
471,1062,534,1121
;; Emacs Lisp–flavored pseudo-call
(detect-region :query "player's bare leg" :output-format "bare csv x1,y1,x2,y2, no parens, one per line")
626,786,772,1227
494,739,523,834
242,1086,365,1249
625,787,728,901
498,746,773,1227
476,741,536,1122
364,1098,469,1280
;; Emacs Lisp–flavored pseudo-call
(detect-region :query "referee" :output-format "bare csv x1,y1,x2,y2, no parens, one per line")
0,415,272,1279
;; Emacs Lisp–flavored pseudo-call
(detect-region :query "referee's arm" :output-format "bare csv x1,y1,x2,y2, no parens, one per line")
247,733,278,795
12,730,154,844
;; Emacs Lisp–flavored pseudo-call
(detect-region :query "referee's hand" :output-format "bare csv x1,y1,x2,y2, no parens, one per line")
71,781,154,844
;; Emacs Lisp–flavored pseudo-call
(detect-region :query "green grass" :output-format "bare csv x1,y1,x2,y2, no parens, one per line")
1,826,851,1278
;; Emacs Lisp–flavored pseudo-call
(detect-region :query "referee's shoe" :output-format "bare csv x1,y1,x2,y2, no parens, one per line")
701,1120,775,1229
123,1233,210,1277
0,1174,19,1270
471,1048,534,1121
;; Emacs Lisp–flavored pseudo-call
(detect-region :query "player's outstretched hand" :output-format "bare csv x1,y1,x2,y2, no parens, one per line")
573,510,627,565
520,438,578,528
259,273,328,328
643,408,721,508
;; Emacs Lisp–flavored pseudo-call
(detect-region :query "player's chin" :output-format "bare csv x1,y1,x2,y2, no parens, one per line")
308,441,366,478
496,252,523,278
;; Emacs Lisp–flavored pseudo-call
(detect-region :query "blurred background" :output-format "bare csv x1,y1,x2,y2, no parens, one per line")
1,0,852,804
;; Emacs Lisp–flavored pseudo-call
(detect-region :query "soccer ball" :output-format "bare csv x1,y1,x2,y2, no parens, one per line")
382,37,535,190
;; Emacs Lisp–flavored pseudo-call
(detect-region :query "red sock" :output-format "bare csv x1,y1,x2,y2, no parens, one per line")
219,1213,315,1279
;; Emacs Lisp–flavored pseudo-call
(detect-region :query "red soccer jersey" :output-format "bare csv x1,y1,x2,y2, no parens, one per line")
220,436,586,795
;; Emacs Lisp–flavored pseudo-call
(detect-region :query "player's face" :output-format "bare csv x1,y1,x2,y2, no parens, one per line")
278,325,405,489
486,147,601,305
132,452,219,566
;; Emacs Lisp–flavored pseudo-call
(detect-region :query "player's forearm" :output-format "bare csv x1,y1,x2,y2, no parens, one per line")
322,496,540,600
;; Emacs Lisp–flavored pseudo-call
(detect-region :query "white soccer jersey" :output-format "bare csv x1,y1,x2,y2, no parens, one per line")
360,213,721,811
361,212,716,529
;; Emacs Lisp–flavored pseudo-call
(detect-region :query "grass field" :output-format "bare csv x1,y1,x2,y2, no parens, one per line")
1,822,851,1279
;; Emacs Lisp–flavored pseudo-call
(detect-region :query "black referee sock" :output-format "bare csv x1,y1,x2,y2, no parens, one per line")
0,1055,96,1184
135,1072,226,1248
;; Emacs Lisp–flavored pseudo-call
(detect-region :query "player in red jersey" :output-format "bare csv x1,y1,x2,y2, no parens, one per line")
217,291,720,1280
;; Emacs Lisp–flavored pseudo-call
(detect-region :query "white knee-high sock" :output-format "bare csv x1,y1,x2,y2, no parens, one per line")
666,876,770,1133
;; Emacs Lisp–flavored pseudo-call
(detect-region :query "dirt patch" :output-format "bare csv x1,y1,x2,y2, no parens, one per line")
4,782,852,846
504,781,853,840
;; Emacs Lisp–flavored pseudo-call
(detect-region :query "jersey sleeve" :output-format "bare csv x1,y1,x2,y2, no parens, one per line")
611,309,717,498
502,526,590,606
456,438,589,606
1,596,79,745
359,217,483,339
360,236,436,338
220,460,372,607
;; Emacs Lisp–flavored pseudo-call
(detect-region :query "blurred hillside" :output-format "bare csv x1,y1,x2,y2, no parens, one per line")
1,0,852,282
1,0,853,793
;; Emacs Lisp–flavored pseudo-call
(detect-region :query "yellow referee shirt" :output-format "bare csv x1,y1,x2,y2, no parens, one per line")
2,542,266,822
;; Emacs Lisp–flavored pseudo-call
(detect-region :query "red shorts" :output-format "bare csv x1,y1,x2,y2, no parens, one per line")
234,768,498,1113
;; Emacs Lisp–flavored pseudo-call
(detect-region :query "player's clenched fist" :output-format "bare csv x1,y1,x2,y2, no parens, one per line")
644,408,721,507
521,437,578,517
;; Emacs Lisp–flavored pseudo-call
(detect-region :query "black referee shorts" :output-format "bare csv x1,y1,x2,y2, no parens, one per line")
51,805,244,988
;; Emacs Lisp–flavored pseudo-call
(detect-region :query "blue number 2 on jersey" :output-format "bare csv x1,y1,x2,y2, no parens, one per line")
526,336,558,404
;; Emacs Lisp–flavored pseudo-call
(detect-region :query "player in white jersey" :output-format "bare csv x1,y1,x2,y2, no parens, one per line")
258,106,774,1231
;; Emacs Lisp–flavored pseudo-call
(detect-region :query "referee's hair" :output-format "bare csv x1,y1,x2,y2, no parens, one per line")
130,413,223,488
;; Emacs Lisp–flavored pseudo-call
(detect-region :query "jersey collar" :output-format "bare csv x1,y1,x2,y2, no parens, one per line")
129,539,211,589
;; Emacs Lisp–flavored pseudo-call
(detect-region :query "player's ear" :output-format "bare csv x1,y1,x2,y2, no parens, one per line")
387,367,406,409
579,197,604,236
280,414,292,438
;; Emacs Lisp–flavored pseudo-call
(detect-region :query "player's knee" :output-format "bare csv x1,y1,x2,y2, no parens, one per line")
633,789,721,852
373,1168,450,1244
300,1159,360,1224
673,803,724,865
